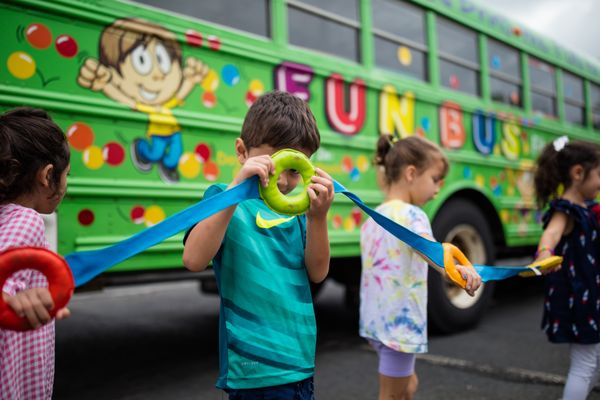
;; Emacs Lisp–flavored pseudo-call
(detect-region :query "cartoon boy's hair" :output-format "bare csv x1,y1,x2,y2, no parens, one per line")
375,134,449,186
98,18,182,74
241,91,321,155
0,107,70,202
534,139,600,208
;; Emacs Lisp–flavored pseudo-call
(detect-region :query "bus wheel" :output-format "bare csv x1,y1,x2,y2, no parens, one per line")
429,199,496,333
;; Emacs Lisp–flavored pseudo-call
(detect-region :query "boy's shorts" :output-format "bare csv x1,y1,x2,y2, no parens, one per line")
225,377,314,400
368,339,416,378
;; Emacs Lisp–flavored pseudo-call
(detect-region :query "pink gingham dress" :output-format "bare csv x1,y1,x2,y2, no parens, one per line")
0,204,54,400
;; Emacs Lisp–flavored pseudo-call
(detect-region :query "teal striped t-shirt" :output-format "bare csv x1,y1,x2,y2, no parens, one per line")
204,184,316,390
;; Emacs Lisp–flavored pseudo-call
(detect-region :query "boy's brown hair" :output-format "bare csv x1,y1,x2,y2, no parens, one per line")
241,91,321,155
99,18,182,74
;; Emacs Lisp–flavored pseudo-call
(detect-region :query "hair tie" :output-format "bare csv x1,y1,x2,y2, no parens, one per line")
553,135,569,152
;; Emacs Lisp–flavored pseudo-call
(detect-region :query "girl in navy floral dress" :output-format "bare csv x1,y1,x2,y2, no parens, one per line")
534,136,600,400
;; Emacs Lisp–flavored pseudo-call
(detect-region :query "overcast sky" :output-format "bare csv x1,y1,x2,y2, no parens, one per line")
475,0,600,62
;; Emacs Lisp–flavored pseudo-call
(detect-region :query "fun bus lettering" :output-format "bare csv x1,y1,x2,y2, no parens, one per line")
276,62,523,161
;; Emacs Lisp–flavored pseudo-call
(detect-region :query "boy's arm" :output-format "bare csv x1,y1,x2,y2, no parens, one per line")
183,155,275,271
176,57,209,101
305,168,335,283
182,203,236,272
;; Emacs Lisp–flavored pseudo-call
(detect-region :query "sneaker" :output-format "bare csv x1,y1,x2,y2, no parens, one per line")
130,139,152,173
158,162,179,184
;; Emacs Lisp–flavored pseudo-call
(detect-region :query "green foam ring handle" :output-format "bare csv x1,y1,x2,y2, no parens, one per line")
259,149,316,216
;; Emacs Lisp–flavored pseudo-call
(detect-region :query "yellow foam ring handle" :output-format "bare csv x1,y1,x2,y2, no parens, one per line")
442,243,474,289
518,255,563,277
259,149,316,216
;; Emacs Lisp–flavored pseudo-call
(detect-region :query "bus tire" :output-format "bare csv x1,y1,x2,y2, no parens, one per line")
429,199,496,333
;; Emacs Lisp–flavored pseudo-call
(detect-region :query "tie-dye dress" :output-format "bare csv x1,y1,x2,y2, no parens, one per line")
359,200,432,353
542,199,600,344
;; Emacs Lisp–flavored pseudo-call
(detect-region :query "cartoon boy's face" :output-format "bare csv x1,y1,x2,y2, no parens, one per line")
118,38,182,106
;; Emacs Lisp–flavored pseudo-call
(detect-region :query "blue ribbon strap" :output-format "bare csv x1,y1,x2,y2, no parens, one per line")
67,177,557,287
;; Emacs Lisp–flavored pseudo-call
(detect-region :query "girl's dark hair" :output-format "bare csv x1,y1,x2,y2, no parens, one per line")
534,138,600,208
241,91,320,155
375,134,448,186
0,107,70,202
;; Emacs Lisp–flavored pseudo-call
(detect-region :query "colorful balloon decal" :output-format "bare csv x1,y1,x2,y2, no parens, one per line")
221,64,240,86
55,34,78,58
26,23,52,49
77,209,95,226
178,152,202,179
7,51,36,80
66,122,125,170
9,22,78,85
130,206,146,224
144,205,166,227
185,30,203,47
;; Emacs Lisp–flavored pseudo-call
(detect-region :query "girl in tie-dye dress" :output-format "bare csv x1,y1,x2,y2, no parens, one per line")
533,137,600,400
359,135,481,400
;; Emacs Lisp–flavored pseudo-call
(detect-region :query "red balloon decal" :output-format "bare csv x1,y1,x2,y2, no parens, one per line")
26,23,52,49
185,30,203,47
78,209,94,226
130,206,145,224
195,143,211,162
55,34,78,58
103,142,125,166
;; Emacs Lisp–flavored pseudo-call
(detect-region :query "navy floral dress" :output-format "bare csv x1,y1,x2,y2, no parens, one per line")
542,199,600,344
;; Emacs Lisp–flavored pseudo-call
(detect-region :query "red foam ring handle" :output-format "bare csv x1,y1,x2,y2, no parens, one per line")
0,247,74,331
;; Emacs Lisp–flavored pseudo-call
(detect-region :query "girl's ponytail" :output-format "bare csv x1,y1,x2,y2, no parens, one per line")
375,134,394,167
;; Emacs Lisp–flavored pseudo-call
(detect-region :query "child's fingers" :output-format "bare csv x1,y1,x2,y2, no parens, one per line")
25,290,52,326
56,307,71,320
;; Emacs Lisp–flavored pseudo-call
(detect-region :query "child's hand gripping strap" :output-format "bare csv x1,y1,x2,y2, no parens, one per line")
518,255,563,277
442,243,475,289
0,247,74,331
259,149,316,216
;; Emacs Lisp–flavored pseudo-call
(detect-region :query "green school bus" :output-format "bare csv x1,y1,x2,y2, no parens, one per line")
2,0,600,332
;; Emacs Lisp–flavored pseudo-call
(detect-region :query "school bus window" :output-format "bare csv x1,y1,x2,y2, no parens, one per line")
287,0,360,62
563,71,585,126
372,0,427,81
529,57,556,117
437,17,480,96
592,83,600,130
488,38,521,107
133,0,271,38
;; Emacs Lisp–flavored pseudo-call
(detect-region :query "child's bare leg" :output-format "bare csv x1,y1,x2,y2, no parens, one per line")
378,372,418,400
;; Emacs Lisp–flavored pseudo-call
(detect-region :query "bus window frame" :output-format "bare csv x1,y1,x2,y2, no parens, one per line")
287,0,362,63
371,0,428,82
436,15,481,97
562,70,586,126
528,56,557,117
487,37,522,109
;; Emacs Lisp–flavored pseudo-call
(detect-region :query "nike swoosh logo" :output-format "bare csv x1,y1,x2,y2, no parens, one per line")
256,211,294,229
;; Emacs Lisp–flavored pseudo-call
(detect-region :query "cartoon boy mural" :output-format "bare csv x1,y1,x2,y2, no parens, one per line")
78,18,208,183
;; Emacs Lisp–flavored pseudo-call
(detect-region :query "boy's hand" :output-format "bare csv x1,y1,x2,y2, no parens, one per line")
183,57,209,85
454,265,481,297
78,58,112,91
230,155,275,188
2,289,70,329
306,168,335,219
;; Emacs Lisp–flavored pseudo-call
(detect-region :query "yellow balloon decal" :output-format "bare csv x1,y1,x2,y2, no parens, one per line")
82,146,104,170
144,205,166,227
343,216,356,232
397,46,412,66
249,79,265,96
201,70,220,92
178,152,202,179
7,51,36,80
356,155,369,172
